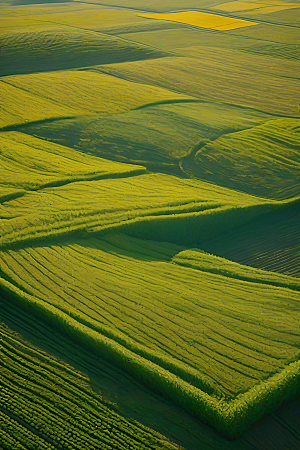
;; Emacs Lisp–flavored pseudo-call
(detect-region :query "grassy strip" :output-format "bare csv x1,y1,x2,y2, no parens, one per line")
0,200,289,251
172,250,300,293
115,201,285,247
1,276,299,440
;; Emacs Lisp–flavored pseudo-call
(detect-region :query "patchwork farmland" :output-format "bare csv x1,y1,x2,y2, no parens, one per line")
0,0,299,449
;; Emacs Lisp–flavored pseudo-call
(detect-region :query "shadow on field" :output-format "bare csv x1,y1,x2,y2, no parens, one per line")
201,198,300,278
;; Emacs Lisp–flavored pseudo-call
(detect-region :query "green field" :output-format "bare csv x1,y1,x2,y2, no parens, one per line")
0,312,179,450
0,70,192,129
1,0,300,448
20,102,270,174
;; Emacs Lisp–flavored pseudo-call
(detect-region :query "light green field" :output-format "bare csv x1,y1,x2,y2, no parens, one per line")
1,230,300,440
97,55,300,116
0,185,25,203
0,160,271,249
213,1,300,26
2,293,299,450
72,0,224,11
1,231,299,399
0,317,179,450
0,131,146,190
0,140,299,439
0,70,193,128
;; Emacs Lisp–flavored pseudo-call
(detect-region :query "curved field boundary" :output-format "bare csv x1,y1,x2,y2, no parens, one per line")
0,200,278,251
172,250,300,292
1,276,299,440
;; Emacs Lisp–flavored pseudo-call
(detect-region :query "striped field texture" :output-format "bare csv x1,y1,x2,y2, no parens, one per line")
201,197,300,278
193,119,300,200
0,164,272,249
0,318,179,450
1,232,299,399
0,231,299,439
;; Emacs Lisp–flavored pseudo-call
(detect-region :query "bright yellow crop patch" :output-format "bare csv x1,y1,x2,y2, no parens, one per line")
214,1,300,14
139,11,258,31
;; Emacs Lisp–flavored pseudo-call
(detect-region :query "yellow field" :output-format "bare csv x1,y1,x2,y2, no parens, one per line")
214,1,299,14
0,71,193,128
139,11,258,31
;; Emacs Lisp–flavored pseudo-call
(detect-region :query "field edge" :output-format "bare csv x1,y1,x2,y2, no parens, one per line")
1,275,299,440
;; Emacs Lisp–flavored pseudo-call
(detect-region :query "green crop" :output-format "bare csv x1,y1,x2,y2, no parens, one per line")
0,318,179,449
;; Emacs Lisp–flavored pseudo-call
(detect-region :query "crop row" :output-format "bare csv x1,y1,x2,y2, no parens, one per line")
0,322,176,449
2,232,298,394
201,196,300,278
3,236,299,399
1,267,300,439
0,410,54,450
172,249,300,292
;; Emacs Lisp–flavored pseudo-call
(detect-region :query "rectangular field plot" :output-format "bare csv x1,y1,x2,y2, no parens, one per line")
139,11,258,31
214,1,299,14
1,232,299,439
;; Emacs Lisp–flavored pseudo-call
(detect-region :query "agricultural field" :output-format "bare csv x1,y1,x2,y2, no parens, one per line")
0,0,300,449
20,102,270,174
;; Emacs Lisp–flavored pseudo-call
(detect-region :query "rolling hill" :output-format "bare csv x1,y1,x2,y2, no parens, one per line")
1,0,299,448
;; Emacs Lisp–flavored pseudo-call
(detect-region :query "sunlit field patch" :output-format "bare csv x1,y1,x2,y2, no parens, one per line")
214,1,300,14
99,55,300,116
1,0,300,444
139,11,258,31
0,132,146,190
1,230,299,439
0,70,193,128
